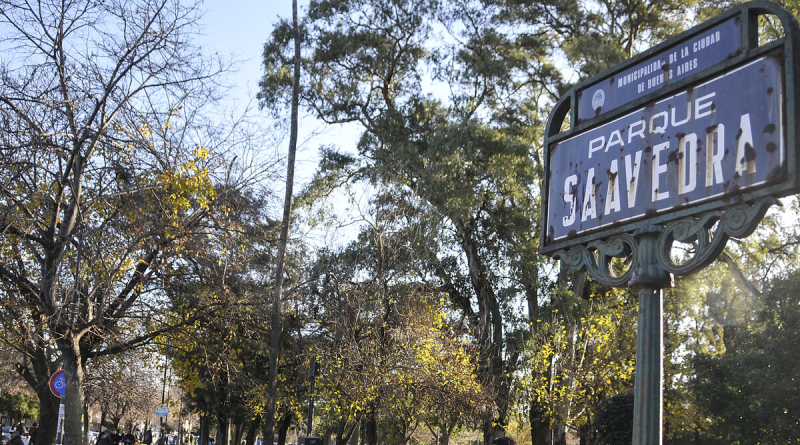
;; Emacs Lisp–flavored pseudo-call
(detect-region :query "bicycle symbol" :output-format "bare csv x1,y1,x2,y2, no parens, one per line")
50,370,66,398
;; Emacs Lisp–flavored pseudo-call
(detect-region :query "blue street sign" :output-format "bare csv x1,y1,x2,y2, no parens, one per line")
155,403,169,417
50,370,66,398
577,16,742,122
546,56,784,243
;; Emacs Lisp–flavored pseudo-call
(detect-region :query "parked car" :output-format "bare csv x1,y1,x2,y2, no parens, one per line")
1,428,28,445
1,427,12,442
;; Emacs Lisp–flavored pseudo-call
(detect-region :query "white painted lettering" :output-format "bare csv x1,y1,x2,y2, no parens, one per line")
735,113,756,176
652,142,670,201
695,92,716,119
606,130,624,152
605,160,621,215
706,124,725,187
563,175,578,226
650,112,668,134
672,102,691,126
625,151,642,209
628,119,646,143
582,168,597,222
589,136,605,158
678,133,698,195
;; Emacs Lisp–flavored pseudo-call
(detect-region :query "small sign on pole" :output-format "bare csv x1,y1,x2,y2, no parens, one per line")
50,370,66,398
56,399,65,445
155,404,169,418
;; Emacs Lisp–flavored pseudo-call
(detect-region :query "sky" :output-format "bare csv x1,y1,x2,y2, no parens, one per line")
196,0,328,181
198,0,295,107
197,0,366,246
197,0,360,164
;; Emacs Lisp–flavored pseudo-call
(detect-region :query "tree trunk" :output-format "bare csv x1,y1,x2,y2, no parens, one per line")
216,411,229,445
460,232,512,445
440,422,453,445
62,342,86,445
276,412,292,445
364,410,377,445
529,403,549,445
83,403,89,441
334,419,358,445
577,423,592,445
265,0,301,443
551,426,566,445
14,338,61,445
198,416,210,445
23,370,60,445
322,426,334,445
232,424,243,445
244,416,261,445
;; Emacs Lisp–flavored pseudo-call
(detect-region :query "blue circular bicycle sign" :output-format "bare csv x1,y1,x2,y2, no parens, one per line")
50,370,65,398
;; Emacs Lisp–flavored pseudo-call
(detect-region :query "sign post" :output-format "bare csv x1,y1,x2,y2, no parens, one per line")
50,370,66,445
540,2,800,443
628,227,671,444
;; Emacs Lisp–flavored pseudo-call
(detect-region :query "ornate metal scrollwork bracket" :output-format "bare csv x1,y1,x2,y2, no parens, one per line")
656,196,778,277
553,233,638,288
552,197,780,287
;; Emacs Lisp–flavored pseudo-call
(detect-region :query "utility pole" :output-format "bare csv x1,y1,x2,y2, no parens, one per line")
306,357,319,436
160,355,168,445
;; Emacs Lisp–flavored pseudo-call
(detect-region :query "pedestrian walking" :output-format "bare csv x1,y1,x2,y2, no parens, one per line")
8,430,24,445
28,423,38,445
122,430,136,445
111,429,122,445
97,431,111,445
492,437,516,445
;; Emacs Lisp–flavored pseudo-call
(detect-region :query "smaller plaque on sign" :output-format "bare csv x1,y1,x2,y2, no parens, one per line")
155,403,169,417
577,16,742,122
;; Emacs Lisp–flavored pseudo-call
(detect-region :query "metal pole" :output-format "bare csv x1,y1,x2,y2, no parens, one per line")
632,287,664,445
56,400,65,445
160,355,168,445
306,356,317,436
628,226,673,445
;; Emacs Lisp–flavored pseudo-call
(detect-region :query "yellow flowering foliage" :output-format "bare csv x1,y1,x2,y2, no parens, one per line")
517,291,636,433
154,146,217,218
314,292,491,441
105,118,217,228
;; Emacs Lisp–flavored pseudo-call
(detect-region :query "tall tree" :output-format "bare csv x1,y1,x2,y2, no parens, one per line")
690,268,800,444
0,1,255,444
497,0,697,81
265,0,303,442
83,351,160,431
304,196,494,445
260,0,558,441
517,285,637,444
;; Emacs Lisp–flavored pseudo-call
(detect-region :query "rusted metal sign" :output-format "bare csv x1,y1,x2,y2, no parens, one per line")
540,5,800,443
577,17,742,122
540,1,800,255
548,57,783,243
